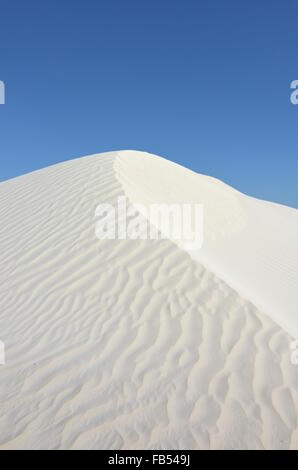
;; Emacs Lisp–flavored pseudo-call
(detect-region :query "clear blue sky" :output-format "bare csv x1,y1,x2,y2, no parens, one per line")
0,0,298,207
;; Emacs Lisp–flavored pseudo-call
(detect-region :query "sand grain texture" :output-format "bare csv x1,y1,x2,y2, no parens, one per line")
0,151,297,449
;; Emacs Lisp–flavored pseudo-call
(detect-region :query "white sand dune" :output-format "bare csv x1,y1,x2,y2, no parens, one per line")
116,151,298,339
0,150,298,450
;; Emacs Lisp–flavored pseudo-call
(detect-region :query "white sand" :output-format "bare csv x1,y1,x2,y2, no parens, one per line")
116,151,298,338
0,150,297,449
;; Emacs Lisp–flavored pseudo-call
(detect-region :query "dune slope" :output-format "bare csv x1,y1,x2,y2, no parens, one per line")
116,151,298,338
0,151,297,450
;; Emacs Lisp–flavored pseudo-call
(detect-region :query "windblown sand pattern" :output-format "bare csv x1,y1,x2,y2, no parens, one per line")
0,151,297,449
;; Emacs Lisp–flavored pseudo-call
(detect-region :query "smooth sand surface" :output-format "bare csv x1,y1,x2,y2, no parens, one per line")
116,151,298,338
0,151,297,449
